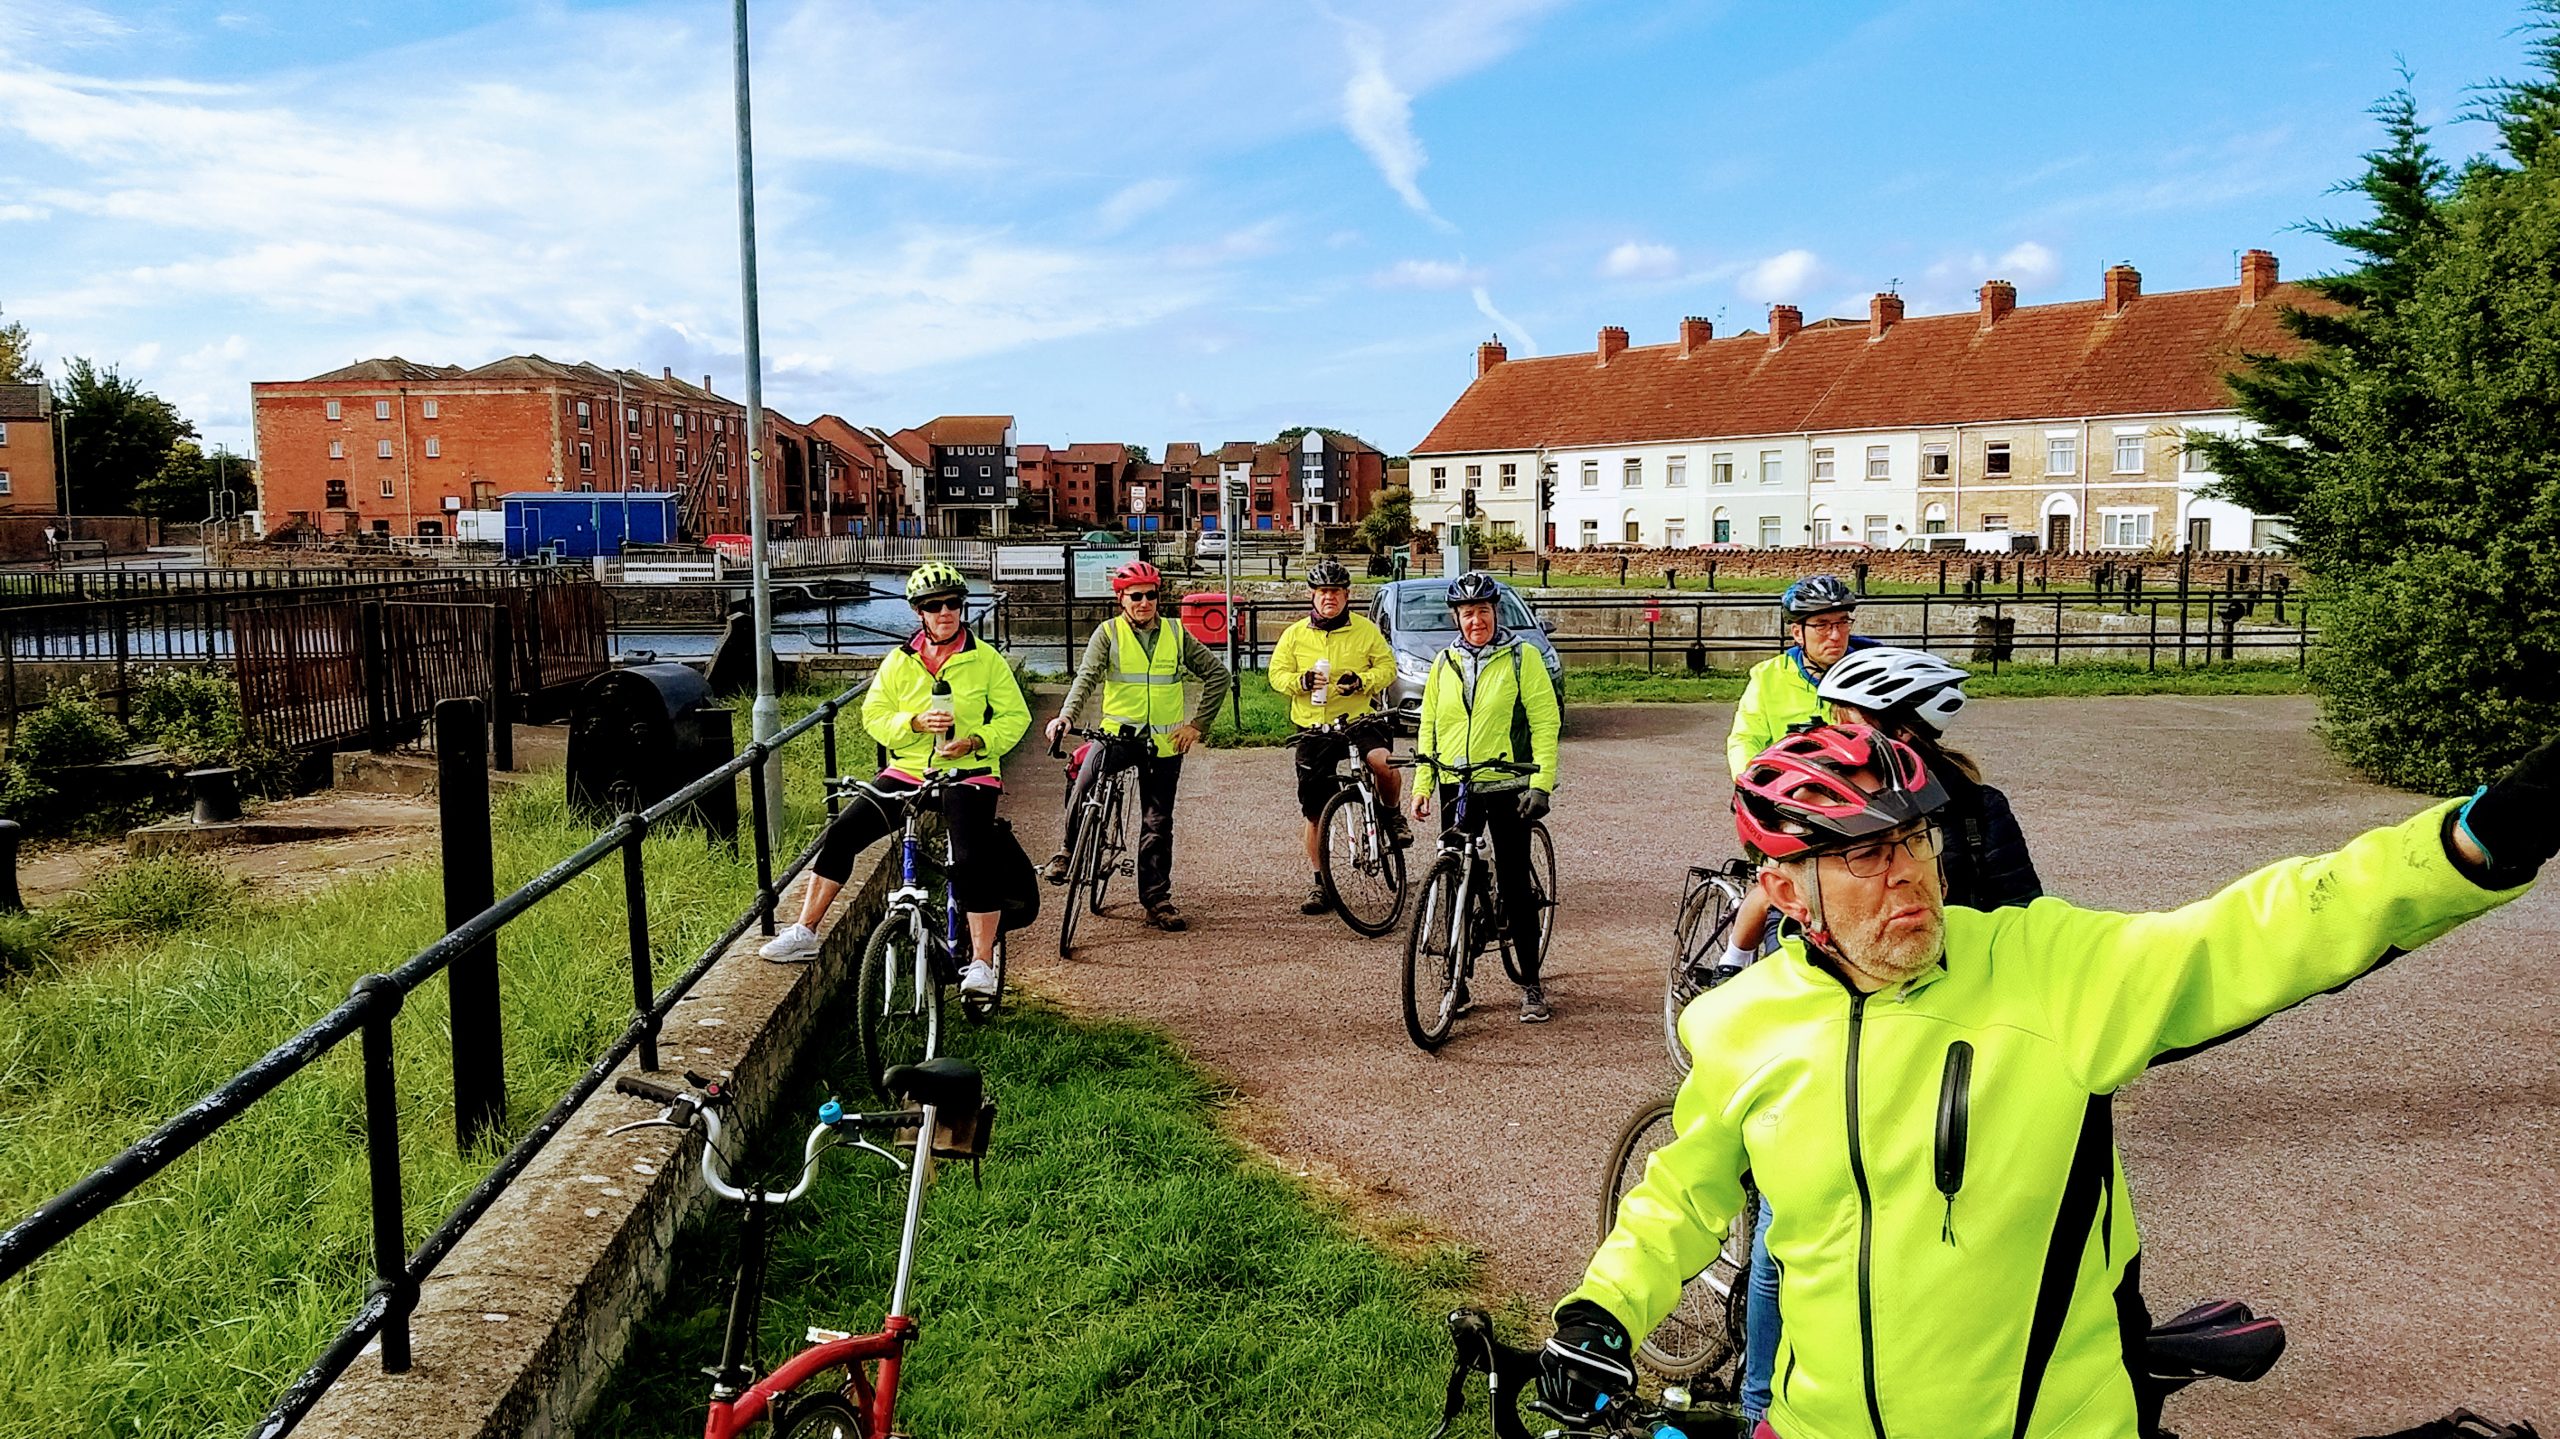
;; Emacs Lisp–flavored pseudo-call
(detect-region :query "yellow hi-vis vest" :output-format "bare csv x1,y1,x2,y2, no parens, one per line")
1102,617,1185,757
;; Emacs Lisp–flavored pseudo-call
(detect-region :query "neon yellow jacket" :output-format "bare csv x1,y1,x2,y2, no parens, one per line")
861,630,1030,776
1414,636,1560,793
1269,614,1395,728
1569,800,2524,1439
1726,645,1847,776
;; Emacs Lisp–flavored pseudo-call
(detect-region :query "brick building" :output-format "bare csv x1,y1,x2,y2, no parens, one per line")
889,415,1017,536
250,355,830,541
806,415,902,535
0,383,58,517
1414,250,2311,553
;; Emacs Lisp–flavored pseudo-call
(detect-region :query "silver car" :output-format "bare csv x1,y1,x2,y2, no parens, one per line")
1371,577,1565,731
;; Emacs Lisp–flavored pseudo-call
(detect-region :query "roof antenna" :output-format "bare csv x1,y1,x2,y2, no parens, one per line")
1886,276,1901,296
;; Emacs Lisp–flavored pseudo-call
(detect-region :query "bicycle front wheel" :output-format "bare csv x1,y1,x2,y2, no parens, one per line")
857,912,944,1100
1665,876,1743,1077
1318,787,1407,937
1528,820,1558,956
776,1395,865,1439
1598,1098,1755,1382
1401,857,1467,1051
1089,772,1129,916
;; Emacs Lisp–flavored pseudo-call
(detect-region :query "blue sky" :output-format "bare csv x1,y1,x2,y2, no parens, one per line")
0,0,2536,459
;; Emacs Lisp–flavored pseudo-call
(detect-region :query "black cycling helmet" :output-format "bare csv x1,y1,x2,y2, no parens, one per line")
1445,570,1502,607
1780,574,1857,620
1307,558,1352,588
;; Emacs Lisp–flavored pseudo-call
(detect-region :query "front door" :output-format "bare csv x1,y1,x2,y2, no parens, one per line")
2187,517,2211,552
2045,512,2072,553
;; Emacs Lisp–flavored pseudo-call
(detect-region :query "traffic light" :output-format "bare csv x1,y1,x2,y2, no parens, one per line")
1538,467,1555,515
1461,486,1478,519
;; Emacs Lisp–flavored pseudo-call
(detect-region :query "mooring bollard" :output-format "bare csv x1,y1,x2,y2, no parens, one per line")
0,817,21,913
187,767,243,826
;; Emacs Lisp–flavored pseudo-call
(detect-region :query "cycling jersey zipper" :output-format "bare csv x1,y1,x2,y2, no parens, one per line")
1845,991,1888,1439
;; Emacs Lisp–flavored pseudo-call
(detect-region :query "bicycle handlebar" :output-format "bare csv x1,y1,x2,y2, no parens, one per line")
1049,722,1150,760
1433,1309,1719,1439
609,1072,934,1207
1396,756,1539,779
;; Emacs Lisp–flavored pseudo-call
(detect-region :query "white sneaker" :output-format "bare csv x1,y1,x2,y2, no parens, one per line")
759,923,820,961
958,959,1000,998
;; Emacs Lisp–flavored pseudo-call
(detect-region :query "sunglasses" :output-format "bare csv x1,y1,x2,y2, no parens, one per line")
1121,590,1161,603
914,596,965,614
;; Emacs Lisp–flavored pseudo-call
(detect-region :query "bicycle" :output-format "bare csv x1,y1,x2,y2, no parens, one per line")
1398,757,1558,1052
608,1058,996,1439
1663,859,1765,1077
1050,725,1145,960
1428,1298,2285,1439
1287,714,1409,937
1595,1095,1758,1385
833,770,1006,1102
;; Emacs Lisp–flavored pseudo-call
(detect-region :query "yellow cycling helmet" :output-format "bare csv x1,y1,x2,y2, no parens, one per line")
905,561,968,605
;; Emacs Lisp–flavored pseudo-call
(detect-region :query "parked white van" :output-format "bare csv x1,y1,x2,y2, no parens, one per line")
1901,531,2038,554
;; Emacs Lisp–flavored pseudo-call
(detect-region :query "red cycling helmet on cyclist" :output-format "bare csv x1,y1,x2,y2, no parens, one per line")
1109,559,1163,593
1732,722,1947,862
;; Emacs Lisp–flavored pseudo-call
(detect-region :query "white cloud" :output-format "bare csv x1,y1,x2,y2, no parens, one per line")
1339,24,1450,228
1471,286,1535,357
1376,258,1481,289
1166,220,1285,267
1994,241,2060,286
0,203,47,222
1599,241,1679,281
1096,177,1182,233
1744,248,1823,299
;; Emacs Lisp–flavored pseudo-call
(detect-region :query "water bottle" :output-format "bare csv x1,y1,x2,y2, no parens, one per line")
926,678,955,761
1309,656,1331,707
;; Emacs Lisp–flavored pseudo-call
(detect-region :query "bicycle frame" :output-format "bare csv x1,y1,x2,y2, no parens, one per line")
871,784,960,1049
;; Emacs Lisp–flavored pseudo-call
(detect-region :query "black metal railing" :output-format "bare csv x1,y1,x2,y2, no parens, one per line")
0,680,869,1437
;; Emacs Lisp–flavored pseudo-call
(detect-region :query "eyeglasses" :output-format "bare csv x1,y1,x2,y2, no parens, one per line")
1122,590,1160,603
1798,615,1855,635
914,596,965,614
1833,825,1942,878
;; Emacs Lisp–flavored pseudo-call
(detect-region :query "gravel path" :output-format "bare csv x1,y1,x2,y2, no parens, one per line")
995,696,2558,1438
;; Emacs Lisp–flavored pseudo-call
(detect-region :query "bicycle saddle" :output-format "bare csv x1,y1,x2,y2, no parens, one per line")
883,1057,983,1117
2145,1299,2286,1383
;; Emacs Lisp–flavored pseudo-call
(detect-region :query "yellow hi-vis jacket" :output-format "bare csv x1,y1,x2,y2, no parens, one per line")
1413,635,1560,793
1102,615,1186,758
861,630,1029,776
1269,614,1395,728
1725,639,1876,776
1568,800,2524,1439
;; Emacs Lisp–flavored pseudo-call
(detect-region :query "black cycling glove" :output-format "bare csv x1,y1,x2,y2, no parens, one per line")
2454,736,2560,888
1535,1299,1636,1423
1516,788,1551,822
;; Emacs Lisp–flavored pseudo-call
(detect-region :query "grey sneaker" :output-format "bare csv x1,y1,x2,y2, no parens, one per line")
958,959,1000,998
1518,984,1553,1023
1299,882,1330,915
1041,852,1071,886
759,922,820,962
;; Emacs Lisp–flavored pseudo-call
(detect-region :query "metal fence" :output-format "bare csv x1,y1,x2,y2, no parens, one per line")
0,566,489,606
0,683,871,1437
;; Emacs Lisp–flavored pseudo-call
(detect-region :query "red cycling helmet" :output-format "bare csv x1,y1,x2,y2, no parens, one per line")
1733,723,1948,862
1110,560,1163,593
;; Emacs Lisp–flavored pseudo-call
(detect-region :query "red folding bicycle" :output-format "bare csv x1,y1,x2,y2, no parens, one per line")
611,1057,994,1438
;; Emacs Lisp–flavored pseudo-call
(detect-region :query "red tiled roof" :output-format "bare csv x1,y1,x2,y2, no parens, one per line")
1058,441,1125,463
917,414,1013,447
1413,281,2322,454
885,427,933,467
1015,442,1052,462
808,415,884,462
1164,442,1203,466
1215,440,1256,463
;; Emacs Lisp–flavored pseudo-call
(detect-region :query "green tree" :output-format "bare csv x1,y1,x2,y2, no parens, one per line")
1354,485,1413,554
2210,9,2560,789
0,303,39,384
54,358,196,516
135,439,258,520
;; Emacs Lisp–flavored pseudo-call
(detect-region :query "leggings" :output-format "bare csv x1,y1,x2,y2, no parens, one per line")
1436,785,1542,985
811,773,1002,912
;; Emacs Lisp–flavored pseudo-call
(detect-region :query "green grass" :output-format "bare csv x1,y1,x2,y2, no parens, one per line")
1560,658,2313,706
588,999,1469,1438
1204,670,1300,747
0,685,859,1439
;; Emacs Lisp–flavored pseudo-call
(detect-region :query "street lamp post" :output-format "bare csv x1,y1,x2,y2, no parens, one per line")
730,0,782,840
51,404,73,544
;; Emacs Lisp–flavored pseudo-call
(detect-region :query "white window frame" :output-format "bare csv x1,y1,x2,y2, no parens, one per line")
578,441,595,472
1499,461,1518,490
1430,465,1447,491
1758,450,1783,485
422,399,440,420
1666,455,1687,488
1757,515,1782,547
1982,512,2011,531
1864,514,1889,547
1622,457,1642,489
0,422,8,446
1865,445,1890,481
2183,443,2211,473
1711,453,1733,485
2045,433,2078,476
1984,441,2011,476
0,471,11,496
424,436,440,458
1923,503,1949,533
325,400,342,421
1922,442,1950,478
374,400,391,421
1580,459,1599,488
375,438,393,459
1811,447,1835,482
1579,517,1600,546
2100,507,2156,548
379,477,396,498
1465,463,1482,488
1664,519,1686,545
328,440,344,459
2114,432,2145,474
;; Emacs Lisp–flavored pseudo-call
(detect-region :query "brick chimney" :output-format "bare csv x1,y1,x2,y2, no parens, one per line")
1679,316,1713,357
1869,292,1905,340
2238,249,2279,305
663,366,674,381
703,373,715,394
1768,304,1802,347
1477,336,1508,377
1979,280,2017,328
1596,325,1629,365
2103,263,2141,315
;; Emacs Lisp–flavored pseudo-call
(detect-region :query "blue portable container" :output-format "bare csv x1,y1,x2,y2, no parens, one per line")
502,492,681,560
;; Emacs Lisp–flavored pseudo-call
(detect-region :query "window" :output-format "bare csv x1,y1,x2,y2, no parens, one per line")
578,442,594,472
2251,518,2295,550
1812,448,1835,482
574,401,592,430
1491,520,1521,544
1713,515,1732,543
627,445,641,472
328,440,344,460
379,477,396,498
374,400,391,420
1666,456,1687,488
717,484,729,502
2183,443,2210,473
325,479,348,506
674,446,688,469
2101,509,2155,547
326,400,342,421
1613,458,1636,489
1866,445,1890,480
717,450,728,474
1711,453,1734,485
0,471,10,495
1580,460,1599,488
2115,433,2145,473
942,464,958,476
714,417,725,433
376,438,393,459
1624,519,1642,543
0,423,8,445
1982,512,2011,531
1811,511,1834,543
1430,465,1447,491
670,410,685,431
2046,435,2077,475
1924,503,1949,533
1922,442,1950,479
978,464,992,478
1759,450,1783,485
422,399,439,419
1758,515,1782,547
1865,515,1889,547
1579,518,1599,546
626,407,640,437
1985,441,2011,476
1455,463,1479,489
1499,462,1518,490
424,436,440,458
1665,520,1685,545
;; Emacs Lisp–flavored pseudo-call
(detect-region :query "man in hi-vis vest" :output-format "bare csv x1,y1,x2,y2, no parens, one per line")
1044,560,1233,931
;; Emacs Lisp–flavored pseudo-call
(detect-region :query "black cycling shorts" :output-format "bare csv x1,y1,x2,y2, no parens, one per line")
1293,716,1394,820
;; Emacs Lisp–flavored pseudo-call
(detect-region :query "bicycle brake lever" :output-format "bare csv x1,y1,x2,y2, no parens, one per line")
604,1116,687,1139
849,1136,911,1172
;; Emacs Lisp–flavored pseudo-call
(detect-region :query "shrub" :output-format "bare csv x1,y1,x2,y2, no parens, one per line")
58,854,239,943
0,910,65,981
126,667,296,793
11,685,127,772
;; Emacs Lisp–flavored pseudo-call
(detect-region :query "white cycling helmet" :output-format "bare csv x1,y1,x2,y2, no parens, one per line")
1817,646,1970,737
